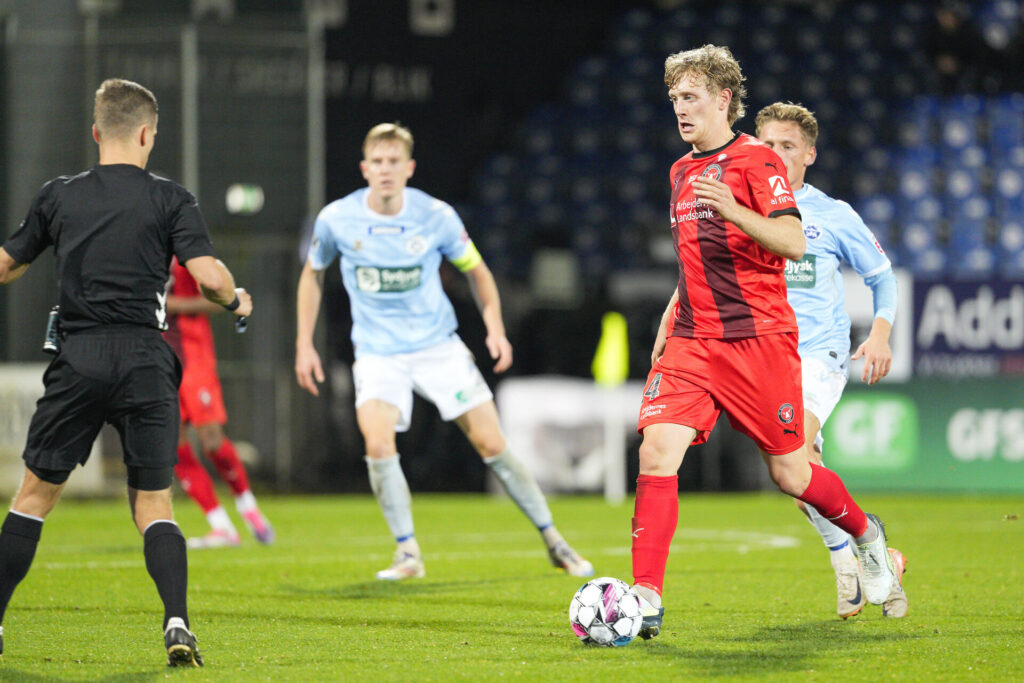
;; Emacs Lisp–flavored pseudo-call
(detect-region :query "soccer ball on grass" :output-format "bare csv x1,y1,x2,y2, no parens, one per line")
568,577,642,646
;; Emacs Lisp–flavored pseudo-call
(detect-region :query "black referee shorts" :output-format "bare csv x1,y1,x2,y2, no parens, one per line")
22,326,182,485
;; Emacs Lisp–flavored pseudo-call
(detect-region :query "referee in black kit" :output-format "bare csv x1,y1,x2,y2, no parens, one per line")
0,78,251,667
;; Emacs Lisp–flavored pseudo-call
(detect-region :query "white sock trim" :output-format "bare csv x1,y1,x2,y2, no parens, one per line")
234,490,257,513
9,509,44,523
164,616,188,633
142,519,178,535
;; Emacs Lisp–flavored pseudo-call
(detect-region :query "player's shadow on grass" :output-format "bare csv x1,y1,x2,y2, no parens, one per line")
0,670,156,682
640,619,929,675
277,576,531,600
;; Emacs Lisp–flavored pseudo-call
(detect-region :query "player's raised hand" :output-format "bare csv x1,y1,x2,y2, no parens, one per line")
232,287,253,317
692,176,742,223
295,342,325,396
852,335,892,385
486,333,513,373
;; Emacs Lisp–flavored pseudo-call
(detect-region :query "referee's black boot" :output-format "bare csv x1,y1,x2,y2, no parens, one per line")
164,617,203,667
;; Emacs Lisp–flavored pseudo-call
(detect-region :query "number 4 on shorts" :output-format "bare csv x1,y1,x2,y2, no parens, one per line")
644,373,662,401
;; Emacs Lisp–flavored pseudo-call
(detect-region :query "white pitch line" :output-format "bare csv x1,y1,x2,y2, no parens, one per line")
36,529,800,571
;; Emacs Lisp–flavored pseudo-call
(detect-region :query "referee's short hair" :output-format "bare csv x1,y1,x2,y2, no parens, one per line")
94,78,158,141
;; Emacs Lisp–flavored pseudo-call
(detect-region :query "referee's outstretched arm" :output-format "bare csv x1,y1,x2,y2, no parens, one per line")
0,247,29,285
183,255,252,317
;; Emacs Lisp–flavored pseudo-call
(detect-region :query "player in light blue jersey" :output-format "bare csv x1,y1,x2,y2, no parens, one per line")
757,103,908,619
295,123,592,580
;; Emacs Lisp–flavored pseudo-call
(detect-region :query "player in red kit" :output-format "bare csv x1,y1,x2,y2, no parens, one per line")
165,259,274,548
630,45,896,639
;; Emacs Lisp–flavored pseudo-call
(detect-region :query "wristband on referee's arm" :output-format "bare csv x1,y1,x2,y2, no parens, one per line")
223,294,241,312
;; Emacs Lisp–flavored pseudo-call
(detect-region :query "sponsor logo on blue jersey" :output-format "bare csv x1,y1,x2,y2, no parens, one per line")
355,265,422,292
785,255,816,288
803,224,822,240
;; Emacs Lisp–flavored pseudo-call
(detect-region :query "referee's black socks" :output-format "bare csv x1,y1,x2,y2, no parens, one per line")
0,511,44,625
143,521,189,630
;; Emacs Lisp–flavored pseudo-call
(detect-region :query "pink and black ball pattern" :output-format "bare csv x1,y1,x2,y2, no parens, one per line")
568,577,643,647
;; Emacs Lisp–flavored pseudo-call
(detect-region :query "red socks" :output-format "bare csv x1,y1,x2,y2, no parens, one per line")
797,463,869,537
631,474,679,594
174,443,219,513
208,438,250,496
630,466,867,598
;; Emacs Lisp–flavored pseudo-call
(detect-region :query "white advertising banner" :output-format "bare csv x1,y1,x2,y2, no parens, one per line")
0,364,106,495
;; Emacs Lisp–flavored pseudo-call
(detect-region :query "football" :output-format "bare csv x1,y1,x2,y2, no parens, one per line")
568,577,643,646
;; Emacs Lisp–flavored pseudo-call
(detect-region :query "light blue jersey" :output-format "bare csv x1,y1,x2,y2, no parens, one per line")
308,187,480,357
786,183,896,370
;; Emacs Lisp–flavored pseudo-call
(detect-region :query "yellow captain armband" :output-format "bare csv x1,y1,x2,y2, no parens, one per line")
450,241,483,272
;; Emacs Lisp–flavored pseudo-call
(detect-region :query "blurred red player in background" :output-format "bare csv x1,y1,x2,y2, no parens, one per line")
165,258,274,548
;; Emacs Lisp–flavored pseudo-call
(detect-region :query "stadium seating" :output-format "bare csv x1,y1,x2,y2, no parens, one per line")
467,1,1024,280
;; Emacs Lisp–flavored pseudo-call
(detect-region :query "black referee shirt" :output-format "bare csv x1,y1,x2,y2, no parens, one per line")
3,164,215,332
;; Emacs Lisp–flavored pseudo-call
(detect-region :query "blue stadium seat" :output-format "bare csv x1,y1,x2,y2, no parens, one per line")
853,171,882,198
758,2,789,27
858,197,895,240
948,218,988,250
952,145,988,169
750,31,779,54
570,126,603,159
977,0,1021,49
798,74,828,103
989,97,1024,153
525,178,556,208
950,195,992,223
945,169,982,201
949,244,996,281
940,111,981,151
897,168,936,200
895,196,942,227
900,221,940,252
994,169,1024,219
861,148,892,171
569,175,601,207
809,51,836,74
998,221,1024,277
903,245,947,279
478,177,511,205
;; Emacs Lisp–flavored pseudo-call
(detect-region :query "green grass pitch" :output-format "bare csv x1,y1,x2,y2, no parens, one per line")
0,492,1021,681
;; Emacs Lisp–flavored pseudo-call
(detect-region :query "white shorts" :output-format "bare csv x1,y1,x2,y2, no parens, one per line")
353,336,493,432
801,356,848,453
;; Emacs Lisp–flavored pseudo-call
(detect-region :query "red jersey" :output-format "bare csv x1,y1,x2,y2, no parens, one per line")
668,132,801,339
164,258,217,370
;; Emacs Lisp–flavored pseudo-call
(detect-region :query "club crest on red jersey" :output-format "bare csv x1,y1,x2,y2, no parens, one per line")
701,164,723,181
777,403,795,424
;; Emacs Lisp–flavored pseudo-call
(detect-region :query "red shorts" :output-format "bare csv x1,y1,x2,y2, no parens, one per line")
637,333,804,455
178,360,227,426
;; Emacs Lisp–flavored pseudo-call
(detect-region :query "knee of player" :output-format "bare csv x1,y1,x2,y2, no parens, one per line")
472,435,506,459
637,440,674,474
364,438,398,460
772,468,809,497
196,424,224,453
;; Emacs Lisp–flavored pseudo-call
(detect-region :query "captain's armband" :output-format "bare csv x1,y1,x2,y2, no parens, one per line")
450,241,483,273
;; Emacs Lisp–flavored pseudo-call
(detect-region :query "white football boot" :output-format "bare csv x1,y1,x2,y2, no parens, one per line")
547,541,594,577
836,563,866,619
882,548,909,618
855,513,897,605
376,551,426,580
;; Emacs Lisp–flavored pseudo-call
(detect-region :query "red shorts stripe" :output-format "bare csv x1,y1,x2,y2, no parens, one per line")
637,333,803,455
